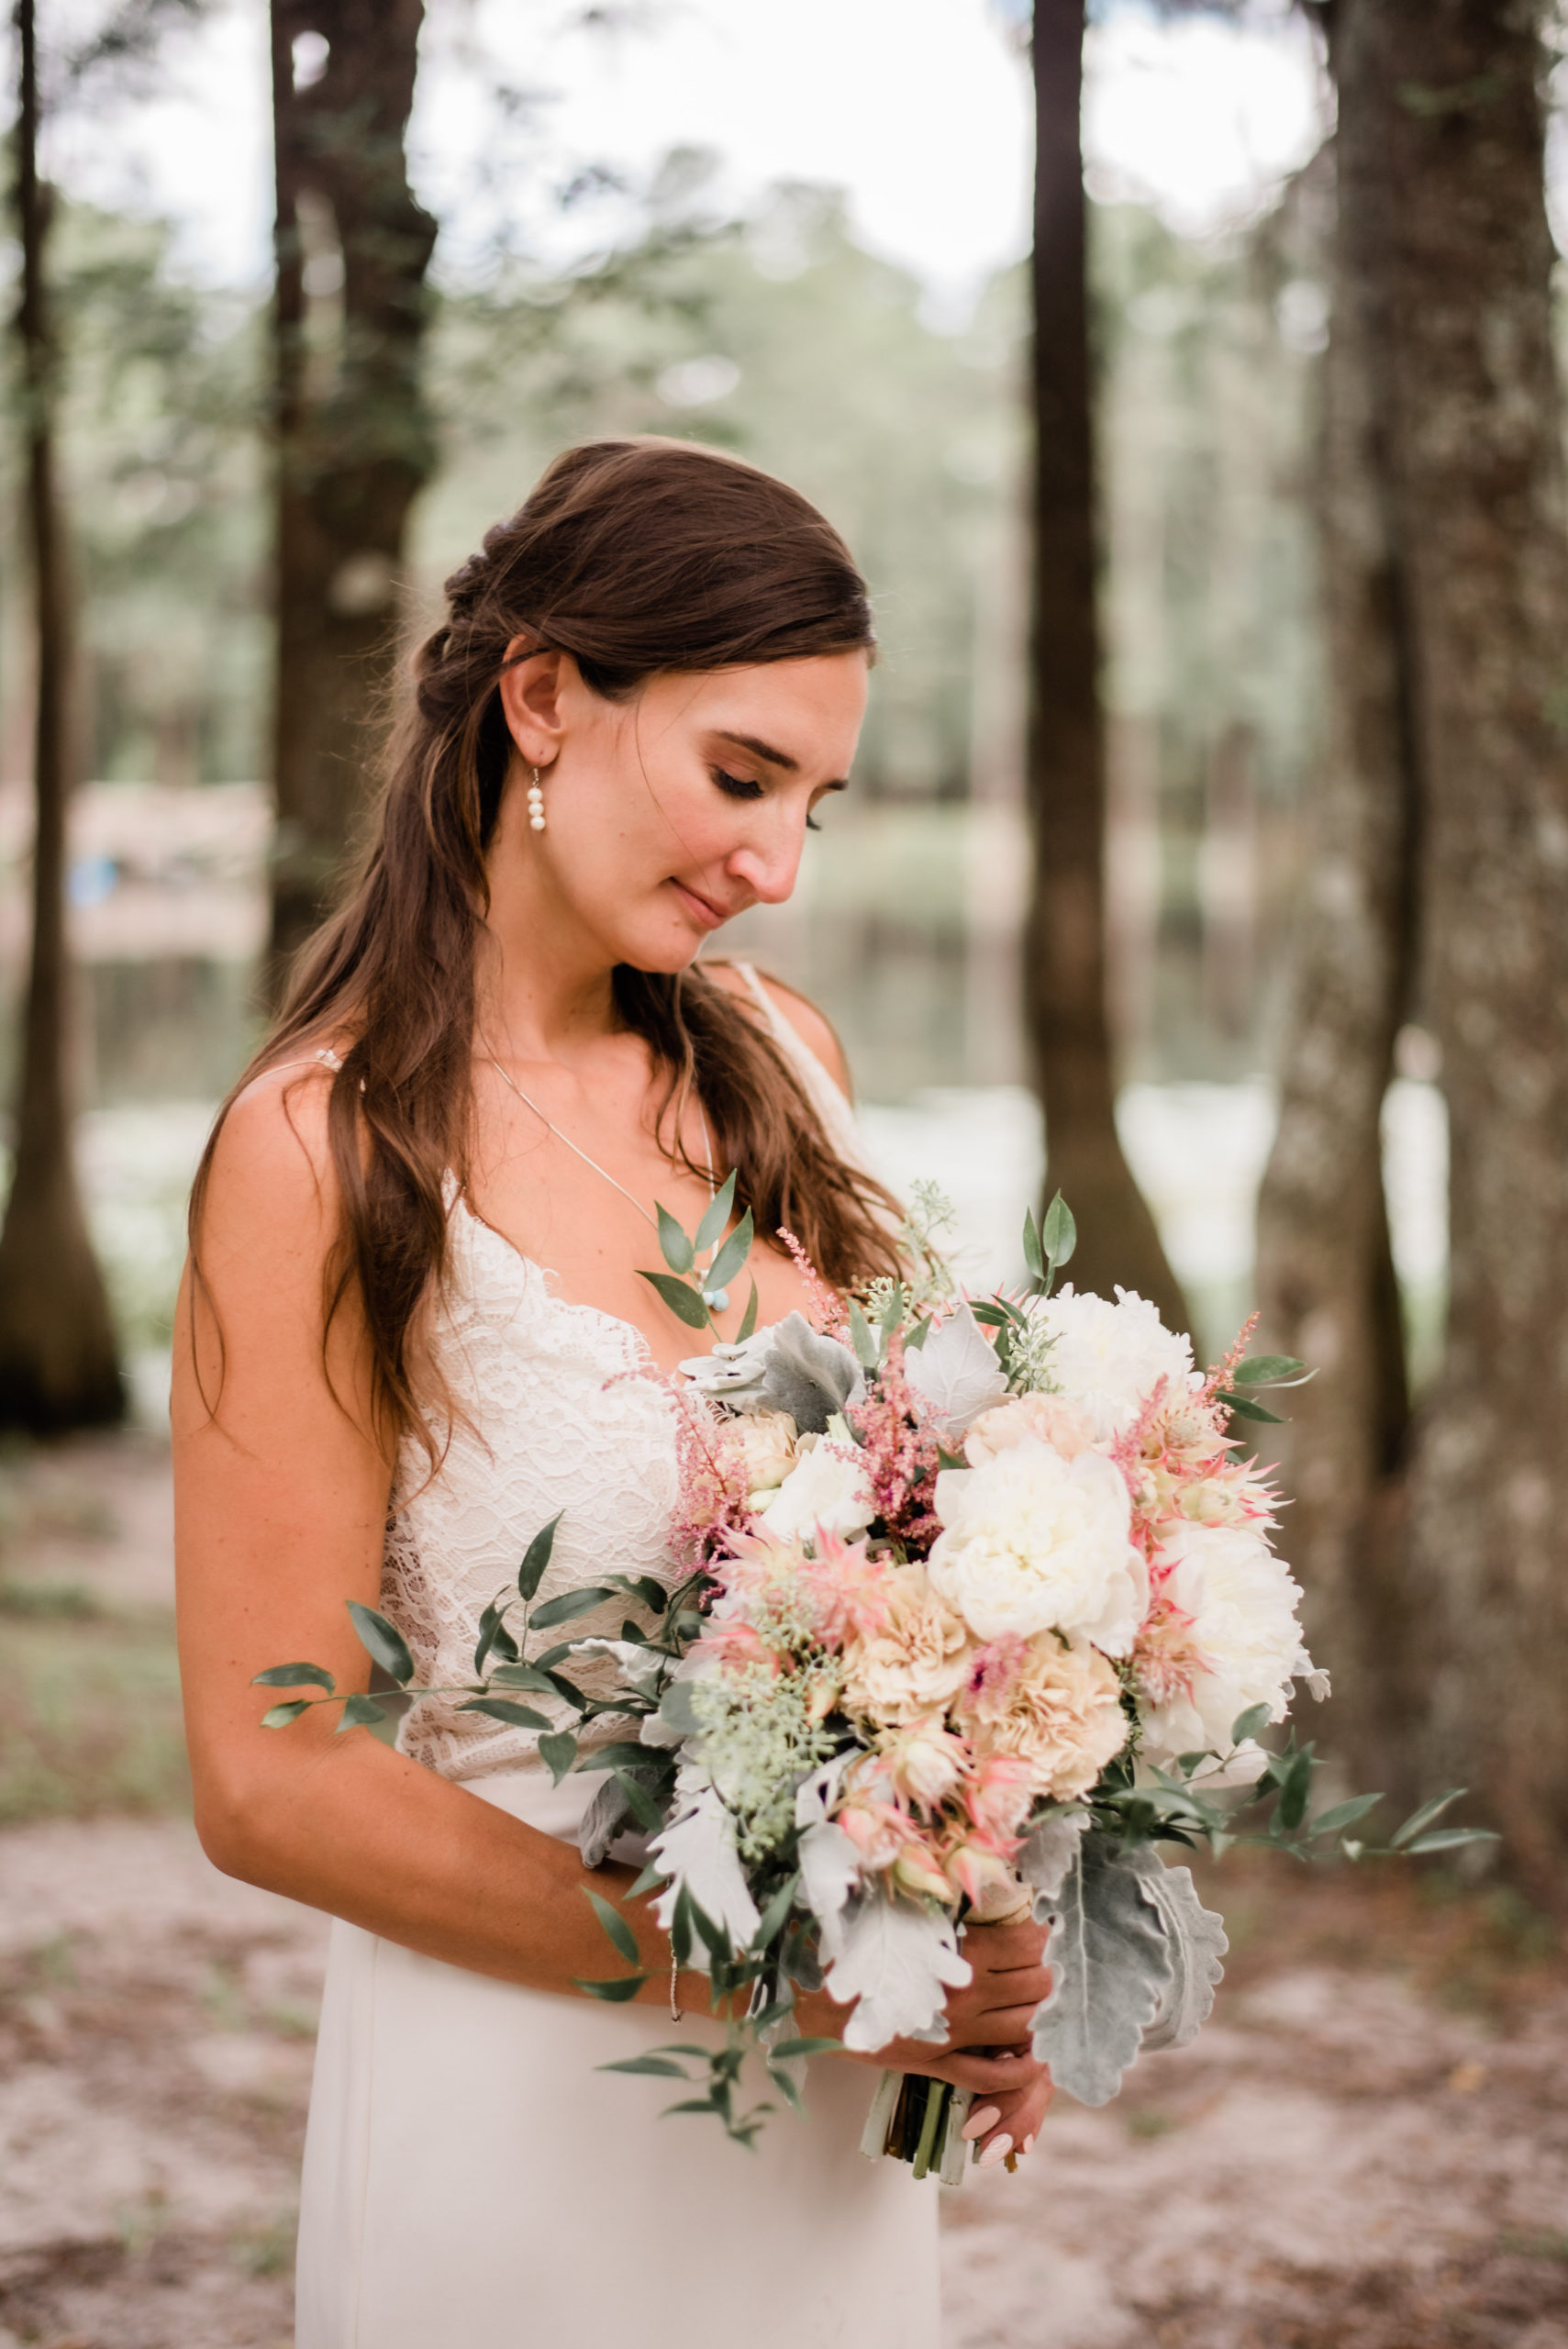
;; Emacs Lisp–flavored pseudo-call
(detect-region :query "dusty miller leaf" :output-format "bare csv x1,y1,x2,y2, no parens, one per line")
1030,1834,1172,2106
1126,1851,1228,2054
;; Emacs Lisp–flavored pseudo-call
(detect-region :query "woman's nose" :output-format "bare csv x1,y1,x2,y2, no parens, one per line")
726,825,803,907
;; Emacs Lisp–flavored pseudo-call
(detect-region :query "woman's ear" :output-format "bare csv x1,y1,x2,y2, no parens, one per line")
497,641,569,768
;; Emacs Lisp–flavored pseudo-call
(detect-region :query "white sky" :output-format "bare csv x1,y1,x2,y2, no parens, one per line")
43,0,1332,303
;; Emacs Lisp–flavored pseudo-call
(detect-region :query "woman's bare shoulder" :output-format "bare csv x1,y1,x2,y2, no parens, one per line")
199,1050,347,1252
703,962,852,1099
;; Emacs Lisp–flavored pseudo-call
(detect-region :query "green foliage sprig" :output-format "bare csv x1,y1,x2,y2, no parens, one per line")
638,1171,759,1337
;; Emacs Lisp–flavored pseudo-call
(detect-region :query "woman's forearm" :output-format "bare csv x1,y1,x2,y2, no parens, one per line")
196,1730,709,2009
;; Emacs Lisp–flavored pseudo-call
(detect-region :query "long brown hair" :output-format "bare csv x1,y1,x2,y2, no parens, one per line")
190,437,901,1461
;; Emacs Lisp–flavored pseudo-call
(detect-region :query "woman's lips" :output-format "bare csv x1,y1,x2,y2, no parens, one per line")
671,878,732,930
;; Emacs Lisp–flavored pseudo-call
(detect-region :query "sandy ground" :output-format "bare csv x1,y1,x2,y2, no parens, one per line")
1,1436,1565,2348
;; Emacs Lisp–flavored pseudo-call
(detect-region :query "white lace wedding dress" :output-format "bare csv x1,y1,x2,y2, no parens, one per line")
294,971,940,2347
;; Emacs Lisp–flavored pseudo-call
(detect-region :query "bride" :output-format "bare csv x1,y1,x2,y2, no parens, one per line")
174,437,1052,2345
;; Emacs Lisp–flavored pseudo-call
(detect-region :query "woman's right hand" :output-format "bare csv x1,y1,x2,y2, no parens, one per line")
796,1914,1054,2168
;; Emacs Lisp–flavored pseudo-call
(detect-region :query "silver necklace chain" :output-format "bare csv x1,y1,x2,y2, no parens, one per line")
482,1048,717,1226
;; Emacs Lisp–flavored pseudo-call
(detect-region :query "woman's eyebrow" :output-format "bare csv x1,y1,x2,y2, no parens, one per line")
713,729,850,789
714,729,800,772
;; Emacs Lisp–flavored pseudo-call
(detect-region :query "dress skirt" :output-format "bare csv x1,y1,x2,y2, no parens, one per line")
295,1765,941,2347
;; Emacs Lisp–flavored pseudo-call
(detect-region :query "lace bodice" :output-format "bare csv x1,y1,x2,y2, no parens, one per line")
380,964,868,1784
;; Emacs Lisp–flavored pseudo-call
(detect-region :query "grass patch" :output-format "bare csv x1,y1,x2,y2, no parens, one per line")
0,1578,101,1619
0,1606,188,1822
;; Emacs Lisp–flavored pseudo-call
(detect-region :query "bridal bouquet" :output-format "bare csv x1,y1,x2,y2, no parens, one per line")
258,1180,1488,2174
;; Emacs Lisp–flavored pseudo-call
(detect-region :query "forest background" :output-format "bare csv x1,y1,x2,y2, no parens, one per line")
3,6,1568,2343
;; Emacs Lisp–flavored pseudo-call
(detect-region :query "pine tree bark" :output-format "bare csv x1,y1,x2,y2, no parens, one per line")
0,0,123,1432
1367,0,1568,1888
266,0,438,991
1253,81,1418,1787
1024,0,1188,1333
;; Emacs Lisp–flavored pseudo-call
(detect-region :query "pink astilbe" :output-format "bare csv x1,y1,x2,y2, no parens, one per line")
775,1226,849,1337
843,1330,942,1548
667,1381,753,1569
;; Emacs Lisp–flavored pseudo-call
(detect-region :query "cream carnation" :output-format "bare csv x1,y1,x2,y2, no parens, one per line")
928,1442,1146,1653
956,1635,1128,1800
1033,1286,1198,1442
840,1564,971,1724
877,1715,969,1809
759,1439,873,1545
1140,1520,1307,1758
733,1408,799,1499
965,1391,1096,1464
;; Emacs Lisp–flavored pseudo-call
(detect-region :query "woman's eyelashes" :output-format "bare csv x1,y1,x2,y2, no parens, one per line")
710,763,824,831
711,765,763,803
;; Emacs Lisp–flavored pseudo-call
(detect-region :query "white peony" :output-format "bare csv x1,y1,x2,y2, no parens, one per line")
760,1439,874,1544
1032,1286,1199,1442
928,1441,1146,1653
1140,1520,1307,1758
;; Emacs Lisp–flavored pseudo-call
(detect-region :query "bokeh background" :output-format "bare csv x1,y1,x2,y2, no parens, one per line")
1,6,1565,2346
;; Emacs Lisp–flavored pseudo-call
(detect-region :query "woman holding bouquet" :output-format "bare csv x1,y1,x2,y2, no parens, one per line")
174,438,1052,2345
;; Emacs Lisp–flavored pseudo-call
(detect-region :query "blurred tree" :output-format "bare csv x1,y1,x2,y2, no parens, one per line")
0,0,123,1430
267,0,438,989
1024,0,1187,1329
1373,0,1568,1887
1261,0,1568,1886
1253,27,1418,1787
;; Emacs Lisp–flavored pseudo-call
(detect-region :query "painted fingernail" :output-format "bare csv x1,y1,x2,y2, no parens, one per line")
976,2132,1014,2169
1022,2133,1037,2155
961,2104,1001,2143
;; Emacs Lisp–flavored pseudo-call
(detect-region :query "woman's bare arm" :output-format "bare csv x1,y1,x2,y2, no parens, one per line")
174,1063,696,2001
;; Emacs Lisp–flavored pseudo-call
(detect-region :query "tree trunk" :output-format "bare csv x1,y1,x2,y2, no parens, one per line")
0,0,123,1433
1024,0,1188,1334
1252,85,1418,1789
1369,0,1568,1890
266,0,438,992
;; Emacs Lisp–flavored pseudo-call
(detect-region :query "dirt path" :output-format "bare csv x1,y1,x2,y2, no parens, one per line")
1,1814,1564,2349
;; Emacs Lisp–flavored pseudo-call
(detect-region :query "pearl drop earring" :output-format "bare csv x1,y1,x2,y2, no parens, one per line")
527,766,546,833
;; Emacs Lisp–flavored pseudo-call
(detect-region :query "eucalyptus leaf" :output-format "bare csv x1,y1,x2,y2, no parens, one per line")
473,1597,517,1675
903,1314,933,1351
1020,1207,1044,1284
252,1661,335,1693
1390,1787,1466,1849
486,1661,562,1695
1403,1826,1498,1854
603,1573,670,1615
1230,1702,1273,1745
1041,1189,1076,1268
336,1692,388,1734
1218,1390,1285,1424
706,1208,755,1296
750,1873,801,1952
584,1887,640,1965
517,1513,563,1603
587,1740,664,1776
538,1731,578,1786
639,1269,714,1331
1029,1835,1173,2106
574,1974,648,2002
457,1697,552,1731
657,1204,695,1275
878,1281,906,1338
345,1601,414,1687
766,2035,842,2062
528,1586,621,1631
693,1169,738,1258
1276,1748,1315,1831
600,2054,691,2078
1232,1353,1311,1386
737,1279,760,1341
261,1698,312,1728
1309,1793,1385,1838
